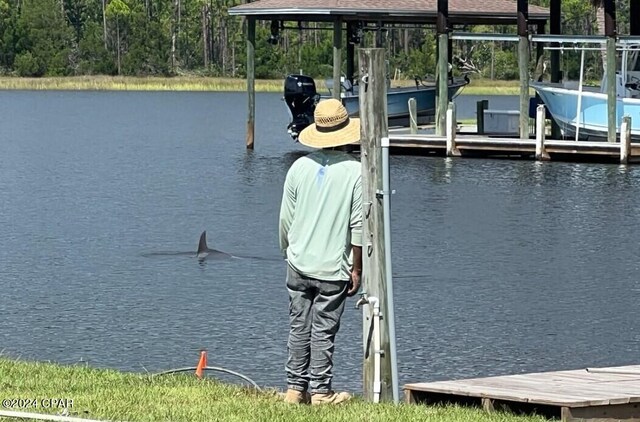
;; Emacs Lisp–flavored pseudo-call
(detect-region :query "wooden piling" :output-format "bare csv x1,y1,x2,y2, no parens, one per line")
333,18,343,100
535,105,550,161
359,47,393,402
517,0,530,140
620,116,631,164
477,100,488,135
446,102,460,157
632,0,640,35
246,17,255,150
604,0,617,143
436,0,449,136
549,0,562,139
409,98,418,134
346,22,355,85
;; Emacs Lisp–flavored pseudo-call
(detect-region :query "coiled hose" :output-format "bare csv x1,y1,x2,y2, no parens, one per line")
153,366,261,391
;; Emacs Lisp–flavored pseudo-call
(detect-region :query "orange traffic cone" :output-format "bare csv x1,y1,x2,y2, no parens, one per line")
195,350,207,379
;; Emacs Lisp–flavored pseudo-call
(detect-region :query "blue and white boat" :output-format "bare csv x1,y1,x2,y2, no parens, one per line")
283,74,468,141
531,44,640,141
333,76,469,126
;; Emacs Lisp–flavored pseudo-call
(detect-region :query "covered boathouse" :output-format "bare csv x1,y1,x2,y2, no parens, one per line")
228,0,550,149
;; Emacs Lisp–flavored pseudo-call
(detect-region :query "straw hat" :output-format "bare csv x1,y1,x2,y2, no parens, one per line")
298,98,361,148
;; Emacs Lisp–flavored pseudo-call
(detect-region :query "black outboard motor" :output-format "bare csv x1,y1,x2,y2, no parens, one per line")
283,74,320,141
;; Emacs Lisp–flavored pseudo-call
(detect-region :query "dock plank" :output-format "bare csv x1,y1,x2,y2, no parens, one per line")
405,365,640,410
387,133,640,163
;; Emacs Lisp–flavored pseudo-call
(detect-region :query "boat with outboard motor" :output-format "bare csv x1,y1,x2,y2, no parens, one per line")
283,74,469,141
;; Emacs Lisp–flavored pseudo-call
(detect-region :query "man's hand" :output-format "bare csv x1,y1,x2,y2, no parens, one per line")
348,245,362,297
347,269,361,297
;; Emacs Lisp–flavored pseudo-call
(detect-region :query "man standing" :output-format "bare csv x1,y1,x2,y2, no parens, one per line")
279,99,362,405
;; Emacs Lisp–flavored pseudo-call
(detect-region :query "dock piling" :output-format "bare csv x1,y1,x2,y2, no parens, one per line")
517,0,530,140
477,100,488,135
535,105,549,161
446,102,460,157
333,18,343,100
246,17,255,150
359,47,397,403
620,116,631,164
409,98,418,134
436,0,449,136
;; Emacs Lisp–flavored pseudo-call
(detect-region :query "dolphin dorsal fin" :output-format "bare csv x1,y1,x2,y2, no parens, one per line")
197,231,208,255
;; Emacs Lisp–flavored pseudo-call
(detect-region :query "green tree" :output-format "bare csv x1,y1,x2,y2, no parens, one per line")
78,20,116,74
105,0,131,74
0,0,18,71
122,6,170,75
16,0,74,75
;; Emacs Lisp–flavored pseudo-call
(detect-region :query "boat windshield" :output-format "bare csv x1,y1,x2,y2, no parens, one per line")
628,48,640,71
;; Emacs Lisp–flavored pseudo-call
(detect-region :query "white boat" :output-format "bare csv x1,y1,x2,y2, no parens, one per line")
531,44,640,141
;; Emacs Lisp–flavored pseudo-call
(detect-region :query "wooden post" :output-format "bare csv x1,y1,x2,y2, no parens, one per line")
620,116,631,164
632,0,640,35
477,99,488,134
346,22,355,86
359,47,393,402
535,105,550,161
436,0,449,136
535,23,545,81
446,102,460,156
517,0,530,140
408,98,418,134
375,21,384,48
604,0,617,143
246,17,255,150
333,17,343,100
549,0,562,139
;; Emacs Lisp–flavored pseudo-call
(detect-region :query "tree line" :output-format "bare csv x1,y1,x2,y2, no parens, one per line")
0,0,631,81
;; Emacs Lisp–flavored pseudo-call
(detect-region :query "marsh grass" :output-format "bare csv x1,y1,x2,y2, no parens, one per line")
0,76,520,95
0,358,551,422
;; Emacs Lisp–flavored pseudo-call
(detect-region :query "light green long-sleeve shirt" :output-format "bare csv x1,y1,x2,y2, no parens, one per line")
279,150,362,281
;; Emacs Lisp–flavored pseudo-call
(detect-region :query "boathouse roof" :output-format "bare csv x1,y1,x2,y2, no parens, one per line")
228,0,549,25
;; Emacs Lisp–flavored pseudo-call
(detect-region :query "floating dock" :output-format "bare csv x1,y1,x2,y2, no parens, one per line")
387,133,640,164
404,365,640,421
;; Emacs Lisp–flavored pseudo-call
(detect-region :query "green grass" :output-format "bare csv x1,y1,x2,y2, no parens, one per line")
0,358,551,422
0,76,285,92
0,75,521,95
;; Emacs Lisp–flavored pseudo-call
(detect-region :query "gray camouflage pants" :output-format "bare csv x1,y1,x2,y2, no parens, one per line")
285,264,348,394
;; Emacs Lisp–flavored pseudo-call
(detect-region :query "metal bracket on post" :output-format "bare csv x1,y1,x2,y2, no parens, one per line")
376,137,396,199
376,189,396,198
361,73,370,93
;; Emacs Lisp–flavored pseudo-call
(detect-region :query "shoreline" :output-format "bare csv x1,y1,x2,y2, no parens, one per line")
0,76,521,96
0,357,548,421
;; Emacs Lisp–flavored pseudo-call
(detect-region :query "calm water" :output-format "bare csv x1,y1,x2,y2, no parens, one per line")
0,91,638,394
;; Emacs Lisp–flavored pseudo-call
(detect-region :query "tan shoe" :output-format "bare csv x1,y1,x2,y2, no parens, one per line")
283,389,311,404
311,391,352,405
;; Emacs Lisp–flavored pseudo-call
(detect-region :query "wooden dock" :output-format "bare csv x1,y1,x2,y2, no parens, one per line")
405,365,640,421
387,133,640,164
